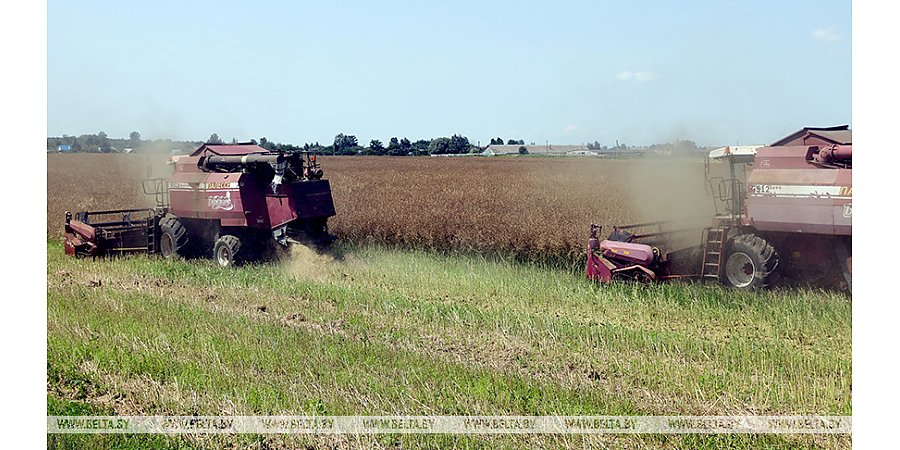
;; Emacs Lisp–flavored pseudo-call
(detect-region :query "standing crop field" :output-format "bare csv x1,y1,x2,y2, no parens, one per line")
47,153,715,262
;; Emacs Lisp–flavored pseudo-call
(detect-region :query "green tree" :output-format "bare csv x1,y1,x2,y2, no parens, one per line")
386,137,406,156
129,131,141,145
208,133,224,144
387,137,400,150
518,146,529,155
97,131,111,152
428,137,451,154
369,139,385,155
259,137,276,150
449,134,471,154
333,133,359,154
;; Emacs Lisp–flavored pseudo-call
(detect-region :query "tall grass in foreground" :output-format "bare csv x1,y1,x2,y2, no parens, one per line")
47,240,850,449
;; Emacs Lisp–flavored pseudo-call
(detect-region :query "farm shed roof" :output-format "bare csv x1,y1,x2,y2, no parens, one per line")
772,125,852,147
191,143,269,156
708,145,764,160
484,144,589,155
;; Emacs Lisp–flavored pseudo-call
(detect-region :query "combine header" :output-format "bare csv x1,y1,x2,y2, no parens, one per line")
587,126,852,290
64,143,336,266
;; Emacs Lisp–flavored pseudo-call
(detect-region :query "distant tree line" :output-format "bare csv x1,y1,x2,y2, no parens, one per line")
489,137,524,145
48,132,706,158
237,133,487,156
47,131,199,153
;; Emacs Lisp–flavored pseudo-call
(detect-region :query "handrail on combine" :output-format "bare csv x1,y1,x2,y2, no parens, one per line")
142,178,170,208
71,208,159,227
611,220,706,240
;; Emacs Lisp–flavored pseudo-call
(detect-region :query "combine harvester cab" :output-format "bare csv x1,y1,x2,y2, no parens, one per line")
587,125,852,290
64,143,336,267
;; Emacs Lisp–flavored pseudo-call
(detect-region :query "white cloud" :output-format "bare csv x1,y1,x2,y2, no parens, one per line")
563,124,578,134
812,27,841,42
616,71,633,81
616,70,659,82
634,71,660,82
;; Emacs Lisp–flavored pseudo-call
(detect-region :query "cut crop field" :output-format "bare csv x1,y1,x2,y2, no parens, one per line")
46,153,850,449
47,241,850,449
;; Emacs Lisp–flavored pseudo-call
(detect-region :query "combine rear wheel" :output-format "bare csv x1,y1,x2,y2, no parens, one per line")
213,235,243,267
723,233,779,289
159,215,188,258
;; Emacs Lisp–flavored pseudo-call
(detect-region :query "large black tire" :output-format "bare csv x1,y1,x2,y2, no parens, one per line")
722,233,779,290
158,215,188,259
213,235,243,267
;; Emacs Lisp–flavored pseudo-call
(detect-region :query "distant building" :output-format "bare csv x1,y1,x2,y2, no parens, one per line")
481,147,511,156
57,144,72,152
566,150,599,156
482,144,590,156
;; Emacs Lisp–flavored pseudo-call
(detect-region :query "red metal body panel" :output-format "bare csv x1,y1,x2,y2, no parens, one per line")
586,248,614,282
67,220,95,240
167,156,336,230
168,170,253,226
190,144,268,156
263,181,336,228
747,146,851,236
753,146,817,169
598,240,655,266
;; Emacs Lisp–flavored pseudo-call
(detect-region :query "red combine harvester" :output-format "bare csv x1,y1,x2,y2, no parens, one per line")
587,126,852,290
64,143,336,266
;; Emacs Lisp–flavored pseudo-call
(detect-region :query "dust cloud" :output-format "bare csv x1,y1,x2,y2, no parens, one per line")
279,244,341,281
621,157,718,250
125,142,177,208
625,158,714,224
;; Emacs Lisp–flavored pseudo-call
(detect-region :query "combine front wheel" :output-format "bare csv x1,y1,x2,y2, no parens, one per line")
159,215,188,258
723,233,779,289
213,235,243,267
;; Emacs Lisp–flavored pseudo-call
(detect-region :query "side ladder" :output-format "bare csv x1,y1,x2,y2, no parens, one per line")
146,215,157,255
700,227,729,279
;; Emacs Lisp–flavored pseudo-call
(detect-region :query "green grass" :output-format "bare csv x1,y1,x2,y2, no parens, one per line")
46,240,851,449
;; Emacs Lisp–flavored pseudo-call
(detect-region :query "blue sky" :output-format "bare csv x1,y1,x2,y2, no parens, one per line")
48,0,850,146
